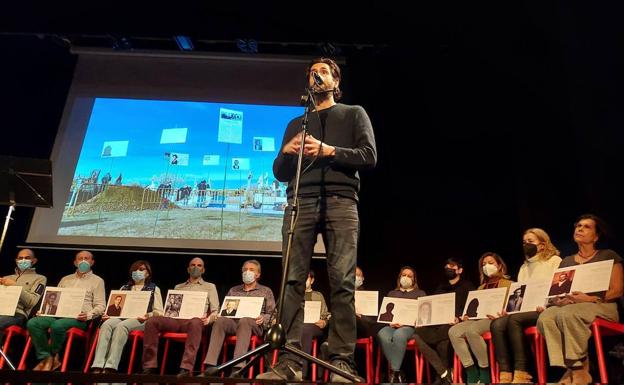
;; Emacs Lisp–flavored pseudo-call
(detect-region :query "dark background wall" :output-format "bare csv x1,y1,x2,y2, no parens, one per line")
1,3,624,300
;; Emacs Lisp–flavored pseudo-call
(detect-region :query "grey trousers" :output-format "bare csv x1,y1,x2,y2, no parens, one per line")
92,318,145,370
203,317,262,367
536,302,618,368
448,319,492,368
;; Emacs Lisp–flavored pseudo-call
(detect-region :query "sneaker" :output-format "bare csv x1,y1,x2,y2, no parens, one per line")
255,359,303,381
177,368,192,377
198,365,220,377
141,368,158,375
432,369,453,385
329,360,364,383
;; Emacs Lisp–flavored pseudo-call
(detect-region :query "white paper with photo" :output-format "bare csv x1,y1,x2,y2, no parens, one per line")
0,286,22,316
164,290,207,319
160,128,188,144
377,297,420,325
504,280,550,314
252,137,275,152
169,153,189,166
355,290,379,316
568,259,614,294
220,296,264,319
463,287,508,320
106,290,151,319
415,293,455,326
218,108,243,144
101,141,129,157
304,301,322,323
231,158,250,171
202,155,220,166
40,287,86,318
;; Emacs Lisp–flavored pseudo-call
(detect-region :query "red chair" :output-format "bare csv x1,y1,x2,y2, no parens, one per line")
160,331,209,375
18,322,96,371
591,317,624,384
374,338,423,383
219,335,265,378
0,325,29,369
524,326,546,384
126,330,145,374
358,336,376,383
83,327,100,372
452,332,498,383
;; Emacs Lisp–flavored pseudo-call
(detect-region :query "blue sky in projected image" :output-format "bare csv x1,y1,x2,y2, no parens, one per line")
73,98,303,188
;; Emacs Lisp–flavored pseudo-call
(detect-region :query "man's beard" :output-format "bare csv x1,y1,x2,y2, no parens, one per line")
312,88,332,103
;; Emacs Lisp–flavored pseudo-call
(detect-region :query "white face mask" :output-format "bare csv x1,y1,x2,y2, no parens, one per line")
482,263,499,277
242,270,256,284
399,276,412,289
355,276,364,289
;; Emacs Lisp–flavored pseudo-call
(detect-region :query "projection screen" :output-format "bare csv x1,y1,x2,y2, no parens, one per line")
26,49,325,255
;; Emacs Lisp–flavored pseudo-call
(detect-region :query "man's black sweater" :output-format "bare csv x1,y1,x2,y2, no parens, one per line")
273,103,377,201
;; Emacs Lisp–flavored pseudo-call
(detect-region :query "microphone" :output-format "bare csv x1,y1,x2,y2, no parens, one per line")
312,71,324,86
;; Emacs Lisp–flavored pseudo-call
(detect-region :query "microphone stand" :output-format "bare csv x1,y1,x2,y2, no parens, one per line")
201,88,361,382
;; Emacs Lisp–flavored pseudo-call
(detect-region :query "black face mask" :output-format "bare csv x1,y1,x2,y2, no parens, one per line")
523,243,538,258
444,268,458,279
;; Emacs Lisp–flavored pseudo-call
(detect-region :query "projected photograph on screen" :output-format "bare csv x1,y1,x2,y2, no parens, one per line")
59,98,302,242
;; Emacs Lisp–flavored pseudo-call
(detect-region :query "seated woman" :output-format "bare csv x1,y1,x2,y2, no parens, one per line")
91,260,163,373
537,214,623,384
376,266,426,383
448,252,513,384
490,228,561,383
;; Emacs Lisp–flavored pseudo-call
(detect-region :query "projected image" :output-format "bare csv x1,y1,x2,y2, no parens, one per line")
59,98,302,242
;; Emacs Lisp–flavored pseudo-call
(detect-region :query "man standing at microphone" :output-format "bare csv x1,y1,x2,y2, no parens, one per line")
257,58,377,382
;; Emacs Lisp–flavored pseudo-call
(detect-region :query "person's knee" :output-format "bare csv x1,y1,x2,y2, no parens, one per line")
448,326,462,339
237,318,255,330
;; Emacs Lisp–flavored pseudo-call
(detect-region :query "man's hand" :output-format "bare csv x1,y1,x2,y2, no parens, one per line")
314,319,327,329
77,312,88,321
1,277,16,286
390,323,402,328
566,291,599,304
255,316,264,325
102,315,110,321
282,135,302,155
304,135,335,158
552,296,574,307
137,314,148,322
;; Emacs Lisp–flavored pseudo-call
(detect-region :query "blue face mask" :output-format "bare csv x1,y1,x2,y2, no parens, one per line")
17,260,32,271
132,270,146,282
77,260,91,273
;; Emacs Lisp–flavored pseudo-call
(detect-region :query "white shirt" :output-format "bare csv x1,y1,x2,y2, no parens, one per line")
58,270,106,320
517,254,562,282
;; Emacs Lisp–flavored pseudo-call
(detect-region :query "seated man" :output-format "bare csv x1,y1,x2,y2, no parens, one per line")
0,249,47,331
141,257,219,376
26,250,105,371
200,260,275,377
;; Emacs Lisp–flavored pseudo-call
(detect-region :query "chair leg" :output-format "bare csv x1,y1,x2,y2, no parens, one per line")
311,339,317,382
592,322,609,384
127,334,140,374
0,329,15,369
18,336,32,370
366,340,373,383
374,347,382,383
83,329,99,373
61,333,74,372
248,337,257,379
